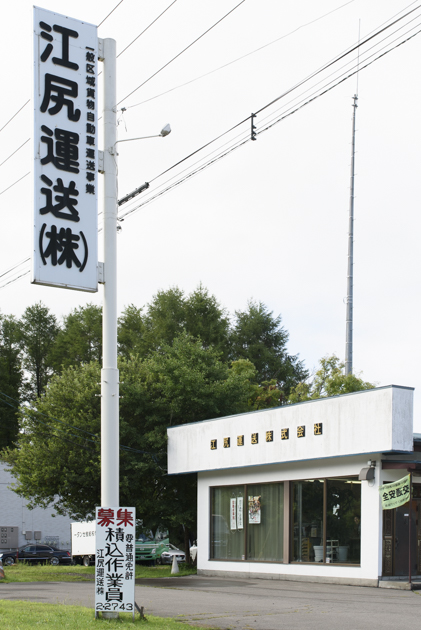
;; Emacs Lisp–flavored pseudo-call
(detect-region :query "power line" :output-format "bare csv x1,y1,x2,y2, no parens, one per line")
0,139,30,169
124,0,357,111
98,0,125,27
118,23,421,222
117,0,247,106
0,100,30,135
256,14,421,129
0,258,30,280
2,3,421,288
258,26,421,137
119,4,421,210
0,271,30,290
117,0,179,59
0,172,29,197
255,2,421,117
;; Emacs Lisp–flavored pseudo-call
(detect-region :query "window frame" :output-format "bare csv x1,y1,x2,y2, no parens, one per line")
290,475,361,566
209,480,285,563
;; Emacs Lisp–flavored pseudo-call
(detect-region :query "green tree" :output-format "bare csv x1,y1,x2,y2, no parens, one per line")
184,284,230,358
142,286,186,352
50,304,102,372
229,300,307,396
119,285,230,359
230,359,282,410
118,305,145,360
2,334,252,530
0,314,22,449
287,355,375,403
18,302,59,400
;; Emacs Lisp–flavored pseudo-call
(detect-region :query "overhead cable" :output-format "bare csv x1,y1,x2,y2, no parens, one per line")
0,139,30,169
0,100,30,135
98,0,125,27
125,0,357,111
0,172,30,197
116,0,247,106
117,0,179,59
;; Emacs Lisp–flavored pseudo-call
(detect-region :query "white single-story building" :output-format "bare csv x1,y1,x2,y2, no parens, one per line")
168,385,421,587
0,462,73,550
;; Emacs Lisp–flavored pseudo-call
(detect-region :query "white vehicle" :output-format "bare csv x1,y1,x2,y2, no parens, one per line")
157,544,186,565
71,521,96,566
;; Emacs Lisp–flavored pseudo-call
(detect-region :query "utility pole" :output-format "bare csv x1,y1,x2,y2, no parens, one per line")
100,37,119,508
345,94,358,376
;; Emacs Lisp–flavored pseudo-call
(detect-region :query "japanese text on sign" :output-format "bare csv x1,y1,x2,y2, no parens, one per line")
95,507,136,614
379,475,411,510
33,7,98,292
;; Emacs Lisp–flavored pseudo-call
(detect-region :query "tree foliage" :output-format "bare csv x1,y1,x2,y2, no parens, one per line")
2,334,251,524
229,300,308,396
18,303,59,400
51,304,102,372
118,285,230,360
287,355,375,403
0,314,22,449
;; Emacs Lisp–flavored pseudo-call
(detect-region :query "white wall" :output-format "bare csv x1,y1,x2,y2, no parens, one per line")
197,455,383,585
0,463,73,550
168,386,414,476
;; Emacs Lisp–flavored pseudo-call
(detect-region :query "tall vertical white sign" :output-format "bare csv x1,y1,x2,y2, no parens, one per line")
95,507,136,616
33,6,98,292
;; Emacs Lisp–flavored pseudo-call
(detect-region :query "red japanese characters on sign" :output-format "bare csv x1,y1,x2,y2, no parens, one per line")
95,506,136,616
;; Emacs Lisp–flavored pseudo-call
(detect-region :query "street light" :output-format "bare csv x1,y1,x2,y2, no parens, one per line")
115,124,171,147
116,125,171,208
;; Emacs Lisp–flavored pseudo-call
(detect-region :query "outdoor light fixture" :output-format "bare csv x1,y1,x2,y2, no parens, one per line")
160,124,171,137
115,123,172,146
359,460,376,481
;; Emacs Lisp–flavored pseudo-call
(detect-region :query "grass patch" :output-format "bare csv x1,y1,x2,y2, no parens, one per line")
0,600,213,630
134,565,197,579
1,563,196,583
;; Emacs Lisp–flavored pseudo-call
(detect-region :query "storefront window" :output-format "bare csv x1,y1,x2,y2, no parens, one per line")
326,478,361,564
211,485,245,559
247,483,284,562
210,483,284,561
292,480,324,562
292,476,361,564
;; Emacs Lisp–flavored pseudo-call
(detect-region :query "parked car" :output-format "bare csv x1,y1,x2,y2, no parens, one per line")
157,544,186,565
0,544,72,566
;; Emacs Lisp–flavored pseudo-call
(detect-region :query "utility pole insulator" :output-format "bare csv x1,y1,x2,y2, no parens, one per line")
251,113,257,141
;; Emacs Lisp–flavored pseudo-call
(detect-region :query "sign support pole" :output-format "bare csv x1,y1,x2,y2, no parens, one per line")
101,37,119,509
409,471,412,585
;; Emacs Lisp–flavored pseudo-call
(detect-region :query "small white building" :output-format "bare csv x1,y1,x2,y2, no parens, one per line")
0,462,72,550
168,385,421,587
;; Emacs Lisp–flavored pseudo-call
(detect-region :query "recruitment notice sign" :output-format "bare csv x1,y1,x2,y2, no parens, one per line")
95,507,136,616
379,474,411,510
33,6,98,292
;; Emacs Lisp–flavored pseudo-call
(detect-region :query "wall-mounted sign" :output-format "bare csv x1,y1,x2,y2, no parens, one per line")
33,6,98,292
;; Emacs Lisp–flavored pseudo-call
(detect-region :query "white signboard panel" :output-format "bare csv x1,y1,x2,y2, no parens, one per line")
71,520,95,556
33,6,98,292
95,507,135,615
230,498,237,530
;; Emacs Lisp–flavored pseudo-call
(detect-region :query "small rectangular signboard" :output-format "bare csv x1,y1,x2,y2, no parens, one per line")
95,507,136,616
